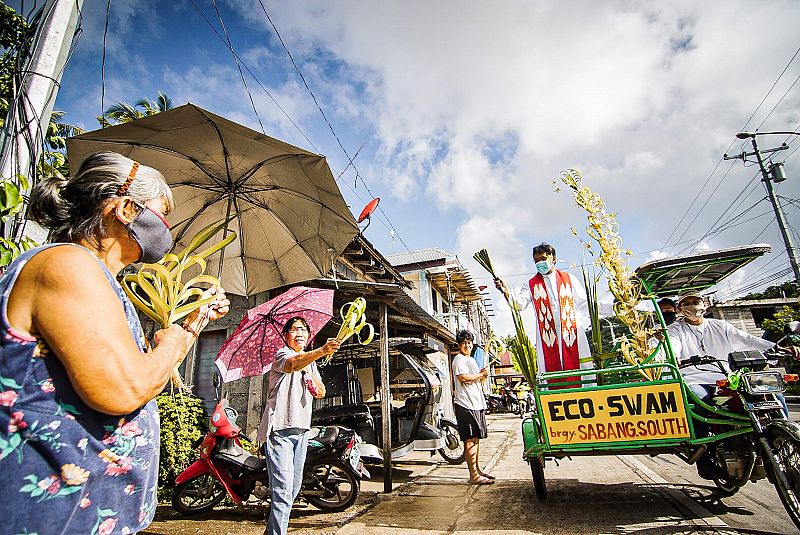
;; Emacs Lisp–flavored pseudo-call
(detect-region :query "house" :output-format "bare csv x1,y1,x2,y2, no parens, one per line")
385,248,492,344
180,235,458,436
708,297,800,337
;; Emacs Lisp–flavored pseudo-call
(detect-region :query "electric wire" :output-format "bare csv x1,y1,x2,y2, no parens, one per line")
209,0,265,134
184,0,318,152
662,45,800,253
99,0,111,122
184,0,403,247
256,1,412,253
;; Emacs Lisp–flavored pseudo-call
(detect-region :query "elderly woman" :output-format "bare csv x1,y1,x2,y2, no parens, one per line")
257,316,340,535
0,151,229,534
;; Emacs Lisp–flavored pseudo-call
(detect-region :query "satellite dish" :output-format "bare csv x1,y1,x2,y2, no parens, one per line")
357,198,380,232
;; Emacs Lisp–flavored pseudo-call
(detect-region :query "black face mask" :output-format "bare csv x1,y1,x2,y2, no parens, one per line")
662,311,677,325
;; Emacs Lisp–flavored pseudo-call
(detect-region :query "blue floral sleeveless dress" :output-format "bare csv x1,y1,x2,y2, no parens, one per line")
0,244,159,535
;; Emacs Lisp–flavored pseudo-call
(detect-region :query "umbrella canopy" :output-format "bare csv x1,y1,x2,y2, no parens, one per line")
214,286,334,383
66,103,359,296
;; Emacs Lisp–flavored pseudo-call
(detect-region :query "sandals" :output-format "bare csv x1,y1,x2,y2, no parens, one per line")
479,473,495,480
469,475,494,485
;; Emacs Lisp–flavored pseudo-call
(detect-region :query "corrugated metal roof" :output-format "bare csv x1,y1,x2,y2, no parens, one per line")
386,248,454,267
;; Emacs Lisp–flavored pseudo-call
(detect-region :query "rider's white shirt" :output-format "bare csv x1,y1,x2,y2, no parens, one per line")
666,318,773,383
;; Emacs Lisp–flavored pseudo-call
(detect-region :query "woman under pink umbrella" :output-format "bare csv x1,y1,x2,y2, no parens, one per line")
257,316,340,535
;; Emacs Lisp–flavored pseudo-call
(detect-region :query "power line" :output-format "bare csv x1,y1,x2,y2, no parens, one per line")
716,265,793,300
256,1,412,253
662,45,800,253
185,0,408,250
209,0,265,134
675,174,762,254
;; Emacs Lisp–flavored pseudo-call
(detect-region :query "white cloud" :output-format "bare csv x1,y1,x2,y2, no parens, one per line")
56,0,800,333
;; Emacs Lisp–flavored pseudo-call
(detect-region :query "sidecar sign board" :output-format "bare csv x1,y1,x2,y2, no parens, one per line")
540,382,691,446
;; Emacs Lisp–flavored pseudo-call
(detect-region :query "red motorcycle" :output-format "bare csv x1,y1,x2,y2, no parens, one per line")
171,377,367,515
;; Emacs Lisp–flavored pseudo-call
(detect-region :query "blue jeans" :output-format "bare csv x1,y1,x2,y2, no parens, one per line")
266,428,309,535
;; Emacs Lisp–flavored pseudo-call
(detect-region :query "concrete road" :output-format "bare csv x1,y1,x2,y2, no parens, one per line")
338,413,799,535
144,409,800,534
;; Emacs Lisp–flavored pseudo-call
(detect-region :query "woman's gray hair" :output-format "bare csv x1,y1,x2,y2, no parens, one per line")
29,151,174,245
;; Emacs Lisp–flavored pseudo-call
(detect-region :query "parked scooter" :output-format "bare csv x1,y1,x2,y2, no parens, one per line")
435,406,465,464
172,376,368,515
486,386,519,414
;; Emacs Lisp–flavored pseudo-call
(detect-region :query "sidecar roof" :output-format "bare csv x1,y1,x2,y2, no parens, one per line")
634,244,772,296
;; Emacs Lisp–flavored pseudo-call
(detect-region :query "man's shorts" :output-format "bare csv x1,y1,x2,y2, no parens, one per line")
454,403,487,440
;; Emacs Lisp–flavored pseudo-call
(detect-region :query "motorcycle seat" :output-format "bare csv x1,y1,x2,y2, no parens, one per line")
216,439,267,471
309,426,339,448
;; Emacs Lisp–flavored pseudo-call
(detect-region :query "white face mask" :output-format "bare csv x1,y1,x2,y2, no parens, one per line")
681,304,706,320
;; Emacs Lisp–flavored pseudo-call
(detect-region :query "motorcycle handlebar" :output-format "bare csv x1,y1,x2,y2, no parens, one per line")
678,354,722,368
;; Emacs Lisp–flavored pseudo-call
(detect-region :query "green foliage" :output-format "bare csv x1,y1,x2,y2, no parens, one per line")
745,281,800,300
98,91,174,126
0,4,30,125
582,265,602,356
762,305,800,342
156,393,207,494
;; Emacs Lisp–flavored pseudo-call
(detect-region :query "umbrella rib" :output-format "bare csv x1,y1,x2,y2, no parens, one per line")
197,107,234,187
242,187,356,228
241,194,349,267
73,138,228,189
233,154,299,189
170,194,226,246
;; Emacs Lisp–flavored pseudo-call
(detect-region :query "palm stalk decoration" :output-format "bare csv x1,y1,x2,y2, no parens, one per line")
122,217,237,387
485,333,506,365
324,297,375,365
559,169,662,380
581,265,603,356
473,249,537,385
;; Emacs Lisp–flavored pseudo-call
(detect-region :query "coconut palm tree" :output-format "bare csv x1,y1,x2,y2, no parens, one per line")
97,91,174,126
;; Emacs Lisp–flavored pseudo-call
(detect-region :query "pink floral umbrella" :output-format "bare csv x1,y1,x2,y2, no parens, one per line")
214,286,334,383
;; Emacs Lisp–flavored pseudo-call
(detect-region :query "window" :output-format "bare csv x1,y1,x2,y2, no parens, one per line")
431,286,438,313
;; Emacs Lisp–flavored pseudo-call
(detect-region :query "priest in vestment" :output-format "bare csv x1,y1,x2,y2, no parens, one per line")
497,243,593,387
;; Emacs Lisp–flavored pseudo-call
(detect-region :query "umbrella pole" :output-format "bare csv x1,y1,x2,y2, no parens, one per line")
379,301,392,493
216,194,234,280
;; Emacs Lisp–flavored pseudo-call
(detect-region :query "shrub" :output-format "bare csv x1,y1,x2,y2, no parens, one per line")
156,393,207,497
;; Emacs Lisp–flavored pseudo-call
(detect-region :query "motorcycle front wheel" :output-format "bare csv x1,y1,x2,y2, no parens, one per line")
305,461,360,512
768,427,800,530
171,473,227,515
438,421,466,464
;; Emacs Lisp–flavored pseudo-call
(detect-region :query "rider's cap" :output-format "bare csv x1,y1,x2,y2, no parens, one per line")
677,291,704,305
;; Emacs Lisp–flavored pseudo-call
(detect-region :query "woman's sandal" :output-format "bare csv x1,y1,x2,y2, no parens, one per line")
469,475,494,485
479,473,495,480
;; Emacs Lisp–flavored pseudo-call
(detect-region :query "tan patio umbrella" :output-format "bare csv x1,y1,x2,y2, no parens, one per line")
66,103,359,296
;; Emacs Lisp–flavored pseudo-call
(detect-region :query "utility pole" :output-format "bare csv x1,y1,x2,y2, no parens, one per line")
724,132,800,282
0,0,84,241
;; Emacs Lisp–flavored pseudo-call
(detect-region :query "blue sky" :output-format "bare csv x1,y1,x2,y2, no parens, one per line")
11,0,800,334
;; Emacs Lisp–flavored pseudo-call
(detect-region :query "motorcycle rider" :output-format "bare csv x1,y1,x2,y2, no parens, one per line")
667,291,798,479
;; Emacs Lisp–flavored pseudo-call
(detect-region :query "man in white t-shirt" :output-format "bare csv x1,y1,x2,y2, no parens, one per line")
451,330,493,485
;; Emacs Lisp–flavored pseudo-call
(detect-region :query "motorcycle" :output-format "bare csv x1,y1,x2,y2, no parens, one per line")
172,377,368,516
486,386,519,414
678,347,800,526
